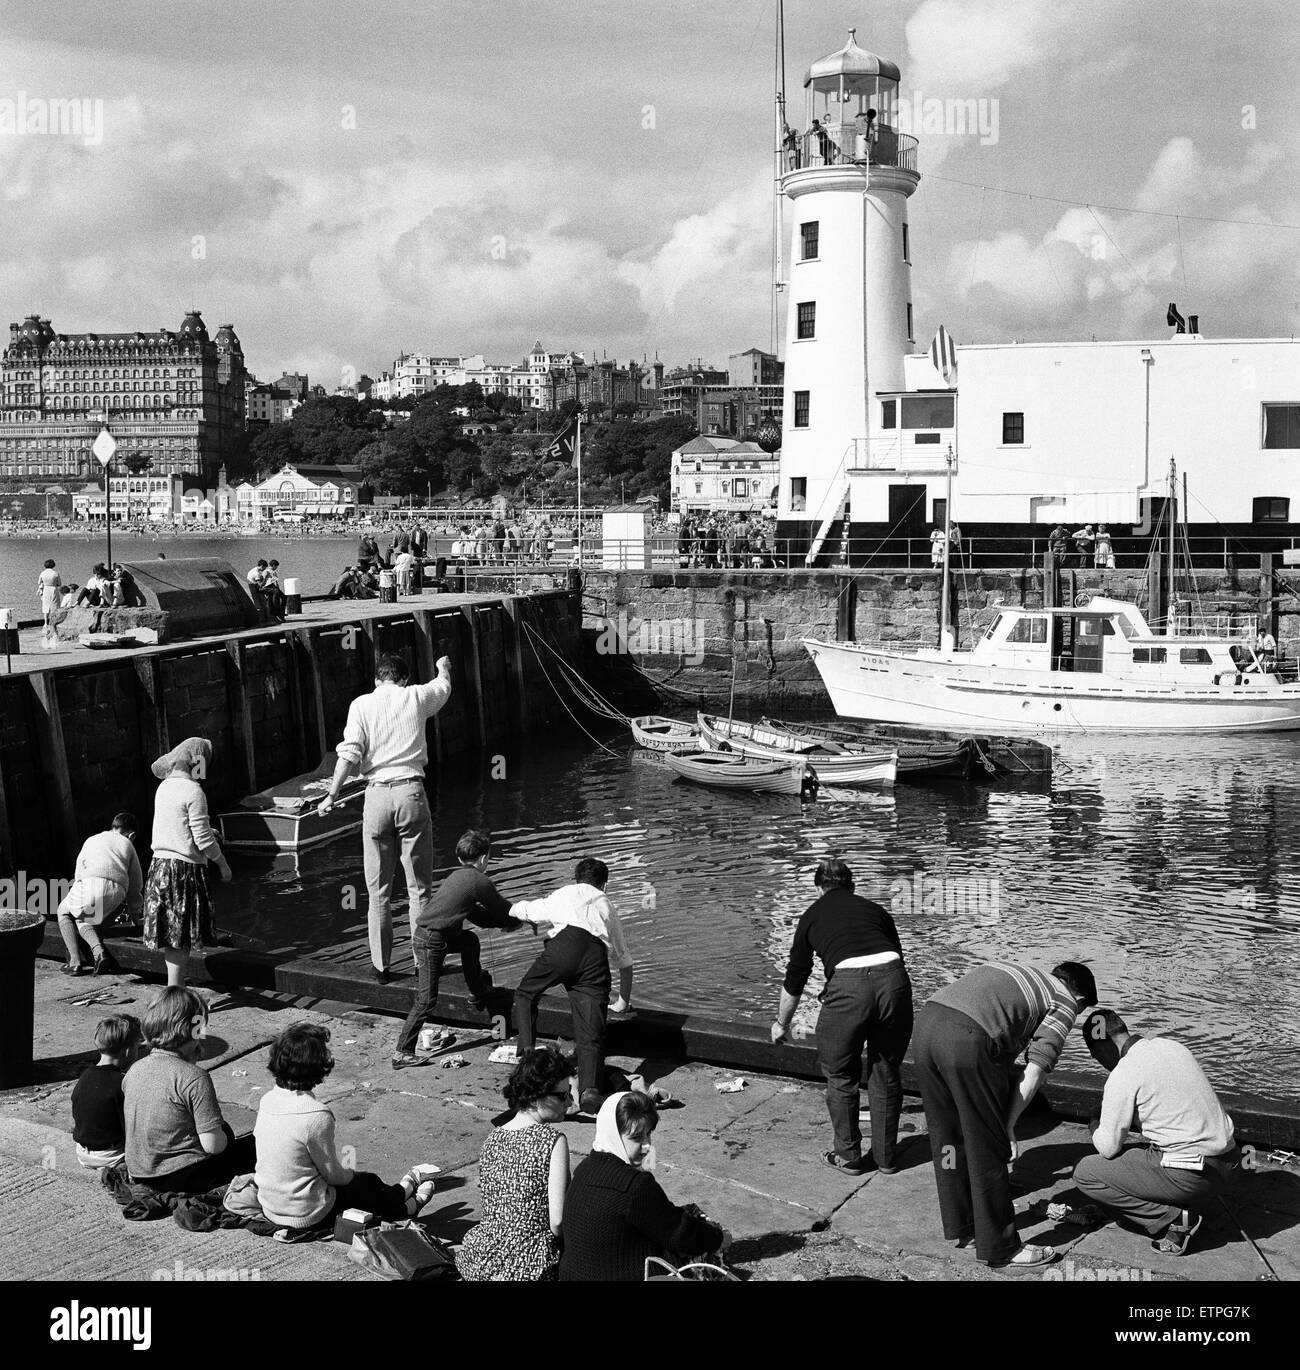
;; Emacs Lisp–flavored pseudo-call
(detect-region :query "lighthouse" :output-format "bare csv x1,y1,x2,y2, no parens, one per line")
777,29,921,563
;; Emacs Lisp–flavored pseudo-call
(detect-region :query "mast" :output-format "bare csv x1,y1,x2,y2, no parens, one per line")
939,444,954,650
576,409,584,567
1165,456,1177,636
771,0,787,352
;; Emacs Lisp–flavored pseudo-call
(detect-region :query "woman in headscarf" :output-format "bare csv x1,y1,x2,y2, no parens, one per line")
558,1091,730,1282
143,737,231,988
457,1046,574,1282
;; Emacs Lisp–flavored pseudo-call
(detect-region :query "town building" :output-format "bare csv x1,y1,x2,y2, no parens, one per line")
229,462,362,522
0,311,247,488
247,384,298,425
670,436,779,514
659,351,783,437
546,356,663,413
777,28,1300,565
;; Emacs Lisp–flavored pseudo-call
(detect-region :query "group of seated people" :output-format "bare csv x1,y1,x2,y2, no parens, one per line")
70,563,144,609
246,559,286,620
74,992,728,1281
327,564,381,599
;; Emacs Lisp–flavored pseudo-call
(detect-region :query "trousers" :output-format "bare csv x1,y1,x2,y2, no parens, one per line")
396,927,493,1054
514,926,611,1097
1073,1144,1238,1234
361,780,434,972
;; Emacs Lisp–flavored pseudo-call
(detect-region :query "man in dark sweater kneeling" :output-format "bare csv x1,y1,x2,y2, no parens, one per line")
771,857,914,1176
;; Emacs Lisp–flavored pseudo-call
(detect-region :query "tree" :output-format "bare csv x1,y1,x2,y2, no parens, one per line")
249,422,301,476
122,452,153,475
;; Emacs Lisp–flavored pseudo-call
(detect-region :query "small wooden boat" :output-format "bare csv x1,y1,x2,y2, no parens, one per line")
218,751,369,851
665,749,813,797
630,715,703,753
698,714,897,787
760,716,972,781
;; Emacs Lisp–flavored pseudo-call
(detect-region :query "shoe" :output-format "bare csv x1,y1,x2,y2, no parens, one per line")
93,953,121,977
373,968,392,985
989,1243,1059,1272
60,962,88,976
822,1150,869,1175
1046,1202,1105,1230
391,1053,432,1070
578,1089,605,1115
1152,1210,1202,1256
469,973,496,1012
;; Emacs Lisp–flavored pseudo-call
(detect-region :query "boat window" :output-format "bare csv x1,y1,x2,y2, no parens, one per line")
984,613,1004,641
1006,616,1048,644
1132,647,1167,663
1180,647,1213,664
1112,615,1136,639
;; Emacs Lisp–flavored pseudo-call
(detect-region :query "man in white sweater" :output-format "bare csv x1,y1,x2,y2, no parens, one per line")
1072,1008,1238,1256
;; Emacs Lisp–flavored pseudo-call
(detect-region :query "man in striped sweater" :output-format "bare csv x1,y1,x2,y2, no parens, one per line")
913,960,1097,1270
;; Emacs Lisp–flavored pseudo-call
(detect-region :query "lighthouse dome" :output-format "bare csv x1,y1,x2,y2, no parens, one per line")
804,28,900,89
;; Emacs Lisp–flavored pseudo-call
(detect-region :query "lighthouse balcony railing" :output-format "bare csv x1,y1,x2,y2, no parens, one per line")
847,436,955,473
789,127,918,173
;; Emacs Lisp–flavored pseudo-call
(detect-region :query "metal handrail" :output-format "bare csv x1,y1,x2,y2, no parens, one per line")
788,126,917,172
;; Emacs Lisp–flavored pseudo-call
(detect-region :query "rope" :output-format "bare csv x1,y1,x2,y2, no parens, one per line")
520,621,624,755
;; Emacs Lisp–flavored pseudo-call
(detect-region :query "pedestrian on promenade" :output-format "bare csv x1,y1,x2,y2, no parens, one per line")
316,651,452,982
770,858,913,1175
72,1014,141,1170
410,521,428,560
37,558,61,627
1094,524,1115,569
357,531,380,571
1047,524,1069,561
1072,524,1095,568
124,987,255,1192
913,959,1097,1270
457,1046,574,1282
58,811,144,976
254,1022,439,1231
1066,1008,1238,1257
559,1092,730,1281
392,828,530,1069
930,527,946,568
144,738,231,989
510,857,633,1115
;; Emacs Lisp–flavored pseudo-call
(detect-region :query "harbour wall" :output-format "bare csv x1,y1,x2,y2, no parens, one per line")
0,590,582,877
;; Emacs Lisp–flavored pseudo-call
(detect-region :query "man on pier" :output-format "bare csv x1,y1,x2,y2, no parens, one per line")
1068,1008,1238,1257
316,651,452,983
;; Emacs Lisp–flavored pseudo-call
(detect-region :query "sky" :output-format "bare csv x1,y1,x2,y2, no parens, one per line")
0,0,1297,384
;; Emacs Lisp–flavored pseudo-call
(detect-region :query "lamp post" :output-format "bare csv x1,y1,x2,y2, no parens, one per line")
92,418,117,570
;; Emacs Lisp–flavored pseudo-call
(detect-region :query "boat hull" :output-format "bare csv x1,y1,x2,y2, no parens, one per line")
802,639,1300,735
760,716,970,780
665,750,809,796
218,751,368,851
630,715,703,753
697,713,897,785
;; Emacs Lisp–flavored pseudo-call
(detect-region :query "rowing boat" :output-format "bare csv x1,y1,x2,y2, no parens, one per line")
760,716,971,781
630,715,704,753
697,713,897,787
218,751,369,851
665,749,813,796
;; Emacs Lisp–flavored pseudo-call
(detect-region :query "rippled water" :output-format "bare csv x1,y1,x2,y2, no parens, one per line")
214,722,1300,1102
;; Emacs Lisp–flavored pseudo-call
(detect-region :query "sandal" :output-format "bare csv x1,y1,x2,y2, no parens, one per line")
1152,1210,1202,1256
990,1243,1058,1271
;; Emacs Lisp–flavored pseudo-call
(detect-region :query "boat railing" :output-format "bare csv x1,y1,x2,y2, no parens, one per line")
1168,613,1258,639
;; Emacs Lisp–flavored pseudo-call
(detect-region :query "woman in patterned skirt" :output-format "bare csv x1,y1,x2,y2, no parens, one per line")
457,1046,574,1281
143,737,231,989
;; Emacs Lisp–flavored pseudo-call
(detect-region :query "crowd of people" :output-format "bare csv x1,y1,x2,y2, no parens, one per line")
35,558,147,627
48,644,1246,1278
675,513,778,568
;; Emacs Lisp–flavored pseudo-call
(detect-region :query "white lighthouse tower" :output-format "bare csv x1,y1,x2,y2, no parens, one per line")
777,29,921,562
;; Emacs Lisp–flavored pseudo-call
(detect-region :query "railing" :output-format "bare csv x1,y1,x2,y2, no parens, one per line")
849,436,954,473
788,126,918,173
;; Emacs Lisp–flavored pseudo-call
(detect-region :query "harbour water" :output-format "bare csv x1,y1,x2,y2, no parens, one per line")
213,721,1300,1103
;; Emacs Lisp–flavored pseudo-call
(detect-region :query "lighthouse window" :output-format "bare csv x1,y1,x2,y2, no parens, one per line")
906,303,914,341
901,395,954,429
882,400,896,429
1262,404,1300,448
1252,496,1289,522
800,221,819,260
790,476,807,511
793,391,810,427
797,302,816,339
902,222,910,262
1002,412,1024,444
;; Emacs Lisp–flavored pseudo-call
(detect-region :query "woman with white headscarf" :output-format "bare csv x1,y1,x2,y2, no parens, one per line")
558,1091,730,1282
143,737,231,988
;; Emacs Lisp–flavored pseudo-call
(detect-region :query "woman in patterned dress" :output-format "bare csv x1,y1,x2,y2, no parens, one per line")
143,737,231,989
457,1046,574,1281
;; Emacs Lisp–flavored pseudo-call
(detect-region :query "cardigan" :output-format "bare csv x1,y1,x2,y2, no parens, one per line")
150,775,223,866
558,1151,722,1282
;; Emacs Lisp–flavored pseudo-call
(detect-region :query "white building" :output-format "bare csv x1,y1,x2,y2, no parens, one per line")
671,436,779,514
370,344,582,409
231,463,360,522
777,29,1300,563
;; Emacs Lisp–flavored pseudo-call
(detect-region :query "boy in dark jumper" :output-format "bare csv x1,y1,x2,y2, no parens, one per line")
72,1014,142,1169
392,829,529,1068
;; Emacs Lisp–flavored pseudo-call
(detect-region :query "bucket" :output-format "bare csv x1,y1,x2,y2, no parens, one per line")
0,910,46,1087
378,569,397,605
283,577,302,615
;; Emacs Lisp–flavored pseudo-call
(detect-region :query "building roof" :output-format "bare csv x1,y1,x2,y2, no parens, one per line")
675,436,769,456
805,28,900,87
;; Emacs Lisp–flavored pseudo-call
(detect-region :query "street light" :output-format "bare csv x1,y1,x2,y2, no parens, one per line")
92,417,117,569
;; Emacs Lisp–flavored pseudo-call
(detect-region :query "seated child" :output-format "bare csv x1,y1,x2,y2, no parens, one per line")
255,1023,439,1231
124,987,255,1192
72,1014,142,1169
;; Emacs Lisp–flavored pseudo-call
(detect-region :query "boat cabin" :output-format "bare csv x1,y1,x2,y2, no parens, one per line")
968,598,1260,682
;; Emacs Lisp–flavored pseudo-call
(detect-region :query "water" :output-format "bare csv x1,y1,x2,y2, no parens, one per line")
212,723,1300,1103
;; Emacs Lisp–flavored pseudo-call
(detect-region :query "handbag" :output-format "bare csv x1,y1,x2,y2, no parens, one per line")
644,1256,738,1282
348,1221,456,1281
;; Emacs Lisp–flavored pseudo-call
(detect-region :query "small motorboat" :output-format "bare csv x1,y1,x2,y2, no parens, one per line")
697,713,896,787
630,715,703,753
665,749,814,797
218,751,369,851
760,716,972,781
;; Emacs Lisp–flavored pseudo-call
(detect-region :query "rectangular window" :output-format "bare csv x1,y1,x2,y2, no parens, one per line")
881,399,896,429
1180,647,1213,665
797,302,816,339
800,221,819,260
902,223,910,262
914,432,941,444
933,498,946,527
902,395,955,429
906,302,914,341
1262,404,1300,448
793,390,810,427
1002,412,1024,444
790,476,807,511
1133,647,1167,663
1252,496,1290,522
1007,616,1049,644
